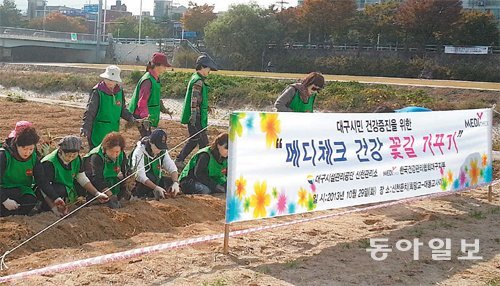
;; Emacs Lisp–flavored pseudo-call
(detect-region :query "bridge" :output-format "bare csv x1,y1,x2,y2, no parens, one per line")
0,26,109,62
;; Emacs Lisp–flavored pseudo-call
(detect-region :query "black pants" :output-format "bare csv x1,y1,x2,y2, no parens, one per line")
133,114,152,139
177,123,209,162
0,188,37,217
135,172,173,198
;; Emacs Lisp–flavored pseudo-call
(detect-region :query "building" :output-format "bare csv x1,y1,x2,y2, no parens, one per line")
27,0,45,20
462,0,500,25
153,0,172,19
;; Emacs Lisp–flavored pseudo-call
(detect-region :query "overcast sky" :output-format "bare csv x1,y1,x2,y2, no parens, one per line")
14,0,297,14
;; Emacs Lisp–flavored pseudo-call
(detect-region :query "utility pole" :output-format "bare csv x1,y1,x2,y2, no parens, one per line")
103,0,107,35
276,0,289,10
138,0,143,44
96,0,102,63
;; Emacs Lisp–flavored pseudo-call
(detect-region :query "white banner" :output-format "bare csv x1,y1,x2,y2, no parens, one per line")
444,46,489,54
226,109,493,223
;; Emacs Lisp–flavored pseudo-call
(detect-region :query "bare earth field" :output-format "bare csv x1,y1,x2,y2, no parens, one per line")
0,99,499,286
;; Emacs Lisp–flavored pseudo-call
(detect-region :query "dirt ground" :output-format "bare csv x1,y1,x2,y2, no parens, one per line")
0,99,499,285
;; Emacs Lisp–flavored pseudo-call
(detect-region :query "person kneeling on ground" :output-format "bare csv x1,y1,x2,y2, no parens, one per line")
40,135,109,215
83,132,128,209
178,133,228,195
0,123,66,217
130,129,180,200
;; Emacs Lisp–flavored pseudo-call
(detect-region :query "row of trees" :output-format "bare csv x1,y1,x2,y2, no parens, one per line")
202,0,499,70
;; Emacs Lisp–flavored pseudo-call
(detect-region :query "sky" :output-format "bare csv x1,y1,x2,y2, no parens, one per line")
13,0,297,15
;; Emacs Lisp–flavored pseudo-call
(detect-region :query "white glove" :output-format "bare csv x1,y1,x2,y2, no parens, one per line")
153,186,166,200
51,206,64,217
2,198,20,211
170,182,180,196
95,191,109,200
117,171,124,180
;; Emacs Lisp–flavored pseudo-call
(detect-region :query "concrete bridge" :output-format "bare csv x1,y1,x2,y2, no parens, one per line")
0,26,109,63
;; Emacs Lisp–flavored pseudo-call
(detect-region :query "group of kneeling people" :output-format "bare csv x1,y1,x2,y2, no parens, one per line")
0,121,228,217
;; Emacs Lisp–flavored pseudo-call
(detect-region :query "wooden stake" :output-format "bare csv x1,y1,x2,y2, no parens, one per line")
488,185,493,202
223,224,230,254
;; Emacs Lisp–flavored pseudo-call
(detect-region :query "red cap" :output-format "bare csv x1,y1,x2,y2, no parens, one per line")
151,52,171,67
8,121,33,139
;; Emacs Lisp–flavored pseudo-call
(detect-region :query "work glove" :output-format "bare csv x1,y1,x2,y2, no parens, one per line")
2,198,20,211
53,197,68,216
80,128,89,138
215,184,226,193
153,185,167,200
136,118,151,131
51,206,65,217
170,182,180,197
95,191,109,203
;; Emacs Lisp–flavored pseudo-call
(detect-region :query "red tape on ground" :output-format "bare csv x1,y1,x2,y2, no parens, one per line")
0,181,497,283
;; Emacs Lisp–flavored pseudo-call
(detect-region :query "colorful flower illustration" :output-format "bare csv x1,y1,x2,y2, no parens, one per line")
469,159,480,186
260,113,281,148
226,195,242,223
246,114,255,130
288,203,296,214
446,170,453,184
484,165,493,182
272,187,278,199
250,181,271,218
307,174,316,192
453,179,460,190
277,191,287,214
306,193,317,211
243,197,251,212
441,178,448,191
229,113,246,141
481,153,488,167
270,209,277,217
235,176,247,200
298,187,308,208
459,170,467,187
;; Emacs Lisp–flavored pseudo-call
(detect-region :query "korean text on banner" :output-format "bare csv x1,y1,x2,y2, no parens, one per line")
225,109,493,223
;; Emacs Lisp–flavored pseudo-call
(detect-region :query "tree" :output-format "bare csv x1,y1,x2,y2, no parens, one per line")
363,0,402,44
204,4,281,70
275,7,309,43
181,2,217,38
299,0,356,42
452,10,499,45
29,12,87,33
108,16,166,38
396,0,462,45
0,0,22,27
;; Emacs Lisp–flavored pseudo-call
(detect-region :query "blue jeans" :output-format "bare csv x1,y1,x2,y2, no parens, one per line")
181,180,211,194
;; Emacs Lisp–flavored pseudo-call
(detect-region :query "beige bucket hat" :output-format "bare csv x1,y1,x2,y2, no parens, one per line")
100,65,122,83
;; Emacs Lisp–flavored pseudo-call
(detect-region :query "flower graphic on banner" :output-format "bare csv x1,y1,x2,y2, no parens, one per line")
307,175,316,192
243,197,251,213
298,187,308,208
469,159,480,186
306,193,317,211
453,179,460,190
250,181,271,218
246,114,255,130
484,165,493,182
446,170,453,184
288,203,296,214
226,195,242,223
235,176,247,200
482,153,488,167
260,113,281,148
277,191,287,214
272,187,279,199
441,178,448,191
270,209,277,217
459,170,467,187
230,113,246,141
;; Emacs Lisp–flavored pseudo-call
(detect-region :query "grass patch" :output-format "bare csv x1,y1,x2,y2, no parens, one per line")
485,277,500,286
469,210,486,219
5,92,27,103
358,238,371,249
285,260,299,269
201,278,228,286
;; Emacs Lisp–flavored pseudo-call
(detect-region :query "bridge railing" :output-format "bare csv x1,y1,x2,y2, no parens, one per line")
0,26,108,43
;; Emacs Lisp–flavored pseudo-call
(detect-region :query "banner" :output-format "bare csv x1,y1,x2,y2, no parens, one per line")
226,109,493,223
444,46,489,55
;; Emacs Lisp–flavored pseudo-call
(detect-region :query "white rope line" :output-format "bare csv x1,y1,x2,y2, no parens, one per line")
0,180,496,282
0,112,231,271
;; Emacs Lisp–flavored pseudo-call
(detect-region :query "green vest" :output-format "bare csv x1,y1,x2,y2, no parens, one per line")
0,148,36,196
91,89,124,147
180,72,209,128
41,149,81,203
128,72,161,127
288,89,316,112
179,146,227,185
84,145,124,195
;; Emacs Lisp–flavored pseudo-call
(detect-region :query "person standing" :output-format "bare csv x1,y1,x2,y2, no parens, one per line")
130,129,180,200
274,72,325,113
175,54,218,169
128,52,173,138
81,65,137,149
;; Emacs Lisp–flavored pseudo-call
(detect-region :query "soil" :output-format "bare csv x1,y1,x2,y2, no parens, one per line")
0,96,499,285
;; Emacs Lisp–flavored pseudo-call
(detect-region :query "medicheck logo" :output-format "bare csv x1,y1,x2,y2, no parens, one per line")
464,112,489,128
